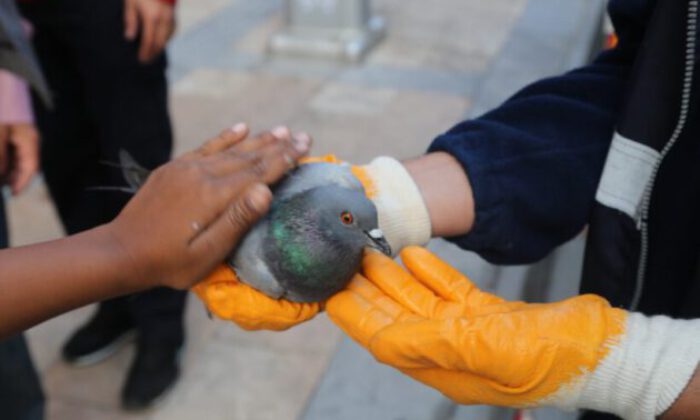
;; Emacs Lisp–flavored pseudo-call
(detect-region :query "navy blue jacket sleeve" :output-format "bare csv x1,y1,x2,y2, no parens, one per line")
428,0,651,264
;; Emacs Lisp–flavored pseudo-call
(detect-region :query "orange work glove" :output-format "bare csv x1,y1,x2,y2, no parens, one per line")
192,266,319,331
327,247,700,418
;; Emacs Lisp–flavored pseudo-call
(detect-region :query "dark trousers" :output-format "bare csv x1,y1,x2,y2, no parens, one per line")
0,198,45,420
21,0,186,346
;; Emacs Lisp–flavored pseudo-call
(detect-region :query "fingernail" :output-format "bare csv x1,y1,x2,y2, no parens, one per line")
271,126,290,139
231,123,247,133
245,184,272,213
293,133,311,153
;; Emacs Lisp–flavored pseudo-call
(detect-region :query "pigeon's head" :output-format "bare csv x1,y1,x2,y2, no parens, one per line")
308,186,392,256
264,185,392,302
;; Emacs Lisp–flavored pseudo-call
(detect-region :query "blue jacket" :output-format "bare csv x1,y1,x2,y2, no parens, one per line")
428,0,652,265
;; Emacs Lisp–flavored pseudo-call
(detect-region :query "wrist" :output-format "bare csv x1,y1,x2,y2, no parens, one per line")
402,153,474,237
359,157,432,254
98,223,155,293
568,313,700,419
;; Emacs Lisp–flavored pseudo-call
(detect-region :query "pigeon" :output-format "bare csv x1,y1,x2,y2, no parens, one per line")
229,162,392,302
112,153,391,303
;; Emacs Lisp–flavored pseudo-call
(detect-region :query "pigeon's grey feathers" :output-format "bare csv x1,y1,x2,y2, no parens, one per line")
232,221,285,299
274,162,364,199
229,164,390,303
118,150,151,191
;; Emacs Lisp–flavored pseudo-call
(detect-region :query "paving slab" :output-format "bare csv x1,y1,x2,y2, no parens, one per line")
368,0,526,73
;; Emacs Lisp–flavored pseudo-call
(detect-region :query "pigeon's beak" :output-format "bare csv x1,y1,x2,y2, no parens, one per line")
364,229,392,256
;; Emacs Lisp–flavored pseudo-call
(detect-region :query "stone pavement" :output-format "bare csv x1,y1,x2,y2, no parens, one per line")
5,0,604,419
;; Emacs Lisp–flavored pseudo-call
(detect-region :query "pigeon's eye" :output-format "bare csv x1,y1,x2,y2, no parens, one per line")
340,211,354,225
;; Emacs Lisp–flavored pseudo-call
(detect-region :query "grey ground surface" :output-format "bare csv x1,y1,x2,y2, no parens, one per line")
7,0,604,419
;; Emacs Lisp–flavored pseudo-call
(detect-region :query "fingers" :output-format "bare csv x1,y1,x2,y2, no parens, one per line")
190,182,272,260
124,0,139,40
192,123,249,158
234,127,310,155
126,0,174,63
201,152,262,179
232,130,281,154
8,127,40,195
346,275,413,322
171,123,312,265
206,129,306,183
138,10,156,62
361,251,445,319
400,247,505,306
193,275,320,331
153,12,173,56
193,125,310,168
326,290,392,348
293,132,312,157
272,127,313,157
205,137,300,183
250,134,305,183
326,274,417,347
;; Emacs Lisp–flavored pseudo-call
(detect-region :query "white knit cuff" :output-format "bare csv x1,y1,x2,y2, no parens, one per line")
361,157,432,255
554,313,700,419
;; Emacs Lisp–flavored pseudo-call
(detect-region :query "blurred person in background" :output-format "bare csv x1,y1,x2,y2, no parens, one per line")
19,0,181,410
0,0,51,418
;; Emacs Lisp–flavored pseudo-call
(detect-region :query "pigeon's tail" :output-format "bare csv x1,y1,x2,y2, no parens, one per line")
89,150,151,194
118,149,151,191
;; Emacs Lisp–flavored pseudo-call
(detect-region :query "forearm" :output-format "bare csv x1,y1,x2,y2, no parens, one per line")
402,152,474,238
663,366,700,419
0,225,144,337
0,125,306,338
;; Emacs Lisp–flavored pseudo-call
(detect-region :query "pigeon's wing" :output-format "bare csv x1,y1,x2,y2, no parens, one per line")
229,220,285,299
274,163,364,200
118,150,151,190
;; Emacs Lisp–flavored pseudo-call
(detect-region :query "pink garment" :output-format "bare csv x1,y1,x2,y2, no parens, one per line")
0,69,34,125
0,17,35,125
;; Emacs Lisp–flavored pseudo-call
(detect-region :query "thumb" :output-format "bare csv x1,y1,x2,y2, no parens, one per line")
9,131,39,195
124,0,139,39
191,182,272,259
401,246,507,307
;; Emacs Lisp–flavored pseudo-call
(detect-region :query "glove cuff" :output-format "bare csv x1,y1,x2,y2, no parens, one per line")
564,313,700,419
361,157,432,255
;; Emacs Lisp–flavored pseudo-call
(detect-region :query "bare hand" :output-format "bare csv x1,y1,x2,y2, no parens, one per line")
124,0,176,63
0,123,40,195
106,124,309,290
